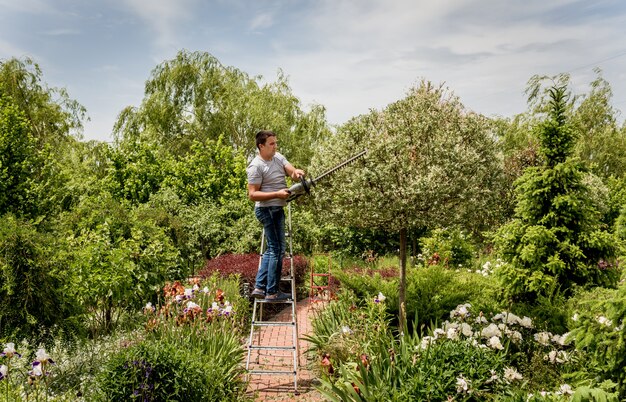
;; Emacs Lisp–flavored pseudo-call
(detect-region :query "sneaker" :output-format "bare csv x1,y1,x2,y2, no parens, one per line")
264,291,291,302
251,288,265,299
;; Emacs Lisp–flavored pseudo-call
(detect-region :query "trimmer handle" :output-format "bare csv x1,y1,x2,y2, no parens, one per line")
286,176,313,202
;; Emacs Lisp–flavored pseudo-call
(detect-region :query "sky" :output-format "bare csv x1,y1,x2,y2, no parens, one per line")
1,0,626,143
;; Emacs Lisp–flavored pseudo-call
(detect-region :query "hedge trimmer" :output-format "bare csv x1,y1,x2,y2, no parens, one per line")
286,149,367,202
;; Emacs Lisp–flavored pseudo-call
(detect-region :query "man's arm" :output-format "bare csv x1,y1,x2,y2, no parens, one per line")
247,183,290,201
284,163,305,180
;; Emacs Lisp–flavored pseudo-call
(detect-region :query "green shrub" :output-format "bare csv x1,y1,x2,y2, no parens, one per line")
335,265,504,333
56,196,182,336
313,294,582,401
97,339,222,401
419,227,475,268
567,283,626,399
0,215,79,341
95,275,249,401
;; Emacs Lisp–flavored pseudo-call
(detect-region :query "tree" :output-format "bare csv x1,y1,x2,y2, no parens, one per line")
570,69,626,178
0,89,63,219
494,82,618,302
113,50,330,168
0,57,87,219
0,57,85,146
309,81,501,325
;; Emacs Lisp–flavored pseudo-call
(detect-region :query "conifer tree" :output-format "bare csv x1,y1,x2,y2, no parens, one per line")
495,84,618,301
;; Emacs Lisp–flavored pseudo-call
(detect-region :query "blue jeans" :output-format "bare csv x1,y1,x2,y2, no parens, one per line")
254,206,286,295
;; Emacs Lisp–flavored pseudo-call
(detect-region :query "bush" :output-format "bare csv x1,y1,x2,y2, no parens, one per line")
419,227,476,268
335,265,504,332
0,215,79,341
95,275,249,401
198,253,309,289
312,294,584,401
568,283,626,399
96,338,245,401
494,85,619,302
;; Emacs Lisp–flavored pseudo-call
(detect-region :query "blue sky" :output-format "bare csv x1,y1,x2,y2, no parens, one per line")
1,0,626,142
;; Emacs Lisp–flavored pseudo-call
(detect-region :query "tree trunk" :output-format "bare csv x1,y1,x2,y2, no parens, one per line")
399,227,407,331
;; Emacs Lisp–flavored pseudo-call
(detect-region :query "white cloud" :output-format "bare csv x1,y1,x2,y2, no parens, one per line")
43,28,80,36
249,12,274,31
254,0,626,124
123,0,197,50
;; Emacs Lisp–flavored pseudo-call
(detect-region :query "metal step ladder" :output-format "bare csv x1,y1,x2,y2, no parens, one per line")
245,204,300,392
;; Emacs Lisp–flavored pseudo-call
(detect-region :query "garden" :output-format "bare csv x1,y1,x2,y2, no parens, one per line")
1,52,626,401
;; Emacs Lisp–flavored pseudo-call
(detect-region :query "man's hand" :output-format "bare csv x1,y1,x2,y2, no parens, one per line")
291,169,305,180
276,189,291,199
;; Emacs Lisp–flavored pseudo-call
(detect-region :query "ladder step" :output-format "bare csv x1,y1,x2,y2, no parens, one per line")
248,345,296,350
256,298,294,304
249,369,297,375
280,275,293,281
252,321,295,327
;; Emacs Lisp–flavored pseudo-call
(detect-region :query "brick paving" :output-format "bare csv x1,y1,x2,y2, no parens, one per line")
245,297,326,401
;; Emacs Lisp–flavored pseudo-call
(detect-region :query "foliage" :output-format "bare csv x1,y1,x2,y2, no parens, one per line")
311,222,400,257
0,85,66,219
113,50,329,167
607,176,626,232
56,194,181,335
164,137,247,205
418,227,476,268
312,80,501,234
311,80,502,323
494,83,619,302
198,253,309,289
0,276,249,401
567,283,626,399
0,57,87,220
310,293,579,401
335,264,503,332
105,136,248,207
524,70,626,180
0,57,85,143
105,139,167,205
0,215,78,341
98,275,249,401
570,70,626,179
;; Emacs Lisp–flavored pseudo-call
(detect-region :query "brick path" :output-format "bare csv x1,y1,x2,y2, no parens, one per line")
246,297,326,401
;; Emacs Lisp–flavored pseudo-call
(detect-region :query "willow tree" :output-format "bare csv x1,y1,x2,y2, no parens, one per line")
113,50,329,167
310,81,501,325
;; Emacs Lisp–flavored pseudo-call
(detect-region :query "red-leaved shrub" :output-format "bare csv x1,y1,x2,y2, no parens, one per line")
198,253,309,287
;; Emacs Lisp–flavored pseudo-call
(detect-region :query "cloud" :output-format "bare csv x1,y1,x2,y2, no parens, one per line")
123,0,197,50
43,28,81,36
253,0,626,125
249,12,274,31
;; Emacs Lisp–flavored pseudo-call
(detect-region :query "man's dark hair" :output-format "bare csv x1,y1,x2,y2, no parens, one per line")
256,130,276,150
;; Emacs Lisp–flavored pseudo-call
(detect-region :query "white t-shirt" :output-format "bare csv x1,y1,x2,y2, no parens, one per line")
246,152,289,207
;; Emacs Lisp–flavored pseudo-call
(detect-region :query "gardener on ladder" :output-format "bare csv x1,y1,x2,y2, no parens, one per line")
247,130,305,301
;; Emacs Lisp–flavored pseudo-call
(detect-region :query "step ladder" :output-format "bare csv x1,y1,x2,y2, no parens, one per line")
246,204,300,392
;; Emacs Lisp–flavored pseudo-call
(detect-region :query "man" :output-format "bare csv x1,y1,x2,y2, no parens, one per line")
247,130,305,301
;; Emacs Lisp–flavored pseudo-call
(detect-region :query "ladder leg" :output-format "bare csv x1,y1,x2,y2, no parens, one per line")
246,204,300,394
